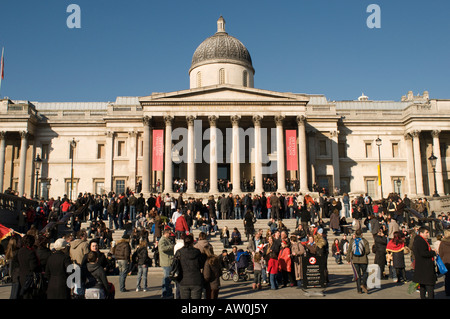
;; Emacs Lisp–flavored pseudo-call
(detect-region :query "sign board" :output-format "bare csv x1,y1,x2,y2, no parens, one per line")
302,253,326,289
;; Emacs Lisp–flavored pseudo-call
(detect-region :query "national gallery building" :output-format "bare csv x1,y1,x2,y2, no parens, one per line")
0,17,449,200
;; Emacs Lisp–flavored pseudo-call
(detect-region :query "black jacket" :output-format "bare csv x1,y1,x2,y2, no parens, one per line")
45,250,72,299
175,246,205,287
412,235,437,285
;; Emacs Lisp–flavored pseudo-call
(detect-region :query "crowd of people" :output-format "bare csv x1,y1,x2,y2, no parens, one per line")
0,187,449,299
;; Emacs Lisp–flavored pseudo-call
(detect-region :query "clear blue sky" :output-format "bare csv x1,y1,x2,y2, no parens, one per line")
0,0,449,102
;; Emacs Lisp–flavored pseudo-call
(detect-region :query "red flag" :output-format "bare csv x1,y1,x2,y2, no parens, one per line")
285,130,298,171
0,223,13,241
152,129,164,171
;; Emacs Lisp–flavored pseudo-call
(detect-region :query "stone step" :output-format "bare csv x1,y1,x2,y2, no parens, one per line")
81,218,416,276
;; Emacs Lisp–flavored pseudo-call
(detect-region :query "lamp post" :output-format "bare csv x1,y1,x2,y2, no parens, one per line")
396,178,401,197
70,138,77,201
34,154,42,199
375,137,383,199
428,153,439,197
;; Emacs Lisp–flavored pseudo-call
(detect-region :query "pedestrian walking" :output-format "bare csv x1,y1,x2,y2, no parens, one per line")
346,229,370,294
412,227,437,299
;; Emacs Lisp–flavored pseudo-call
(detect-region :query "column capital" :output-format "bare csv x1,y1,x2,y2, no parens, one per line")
252,115,263,126
186,115,196,126
404,133,412,140
274,115,285,126
330,130,339,138
128,131,137,138
106,131,115,138
19,131,28,139
164,115,174,126
0,131,5,140
431,130,441,138
296,115,307,125
410,130,421,138
143,115,152,127
208,115,218,126
230,115,241,126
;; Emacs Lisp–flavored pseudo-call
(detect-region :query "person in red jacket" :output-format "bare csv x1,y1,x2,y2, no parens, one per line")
278,240,292,287
175,213,189,239
267,251,279,290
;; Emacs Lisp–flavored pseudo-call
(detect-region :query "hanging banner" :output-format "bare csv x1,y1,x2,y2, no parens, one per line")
152,129,164,171
286,130,298,171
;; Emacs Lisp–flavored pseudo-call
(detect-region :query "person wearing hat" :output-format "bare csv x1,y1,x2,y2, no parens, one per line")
45,238,72,299
112,233,131,292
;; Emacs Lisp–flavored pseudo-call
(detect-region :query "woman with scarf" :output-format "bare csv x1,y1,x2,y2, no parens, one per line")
386,231,409,283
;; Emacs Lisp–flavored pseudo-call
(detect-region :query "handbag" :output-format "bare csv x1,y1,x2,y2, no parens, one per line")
169,255,183,282
436,255,448,275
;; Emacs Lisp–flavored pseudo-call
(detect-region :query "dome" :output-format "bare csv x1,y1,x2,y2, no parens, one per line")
189,17,254,74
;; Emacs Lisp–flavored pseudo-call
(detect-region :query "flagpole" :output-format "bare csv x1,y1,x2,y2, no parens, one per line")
0,47,4,98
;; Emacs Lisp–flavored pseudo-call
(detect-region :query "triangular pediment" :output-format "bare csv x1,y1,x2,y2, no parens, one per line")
139,84,309,104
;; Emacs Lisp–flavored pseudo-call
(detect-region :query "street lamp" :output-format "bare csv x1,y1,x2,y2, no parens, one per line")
428,153,439,197
34,154,42,199
375,136,383,199
70,138,77,201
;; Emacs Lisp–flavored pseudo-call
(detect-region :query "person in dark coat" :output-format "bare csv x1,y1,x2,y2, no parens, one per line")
203,245,222,299
412,227,437,299
17,234,41,299
175,234,205,299
45,238,72,299
373,229,388,278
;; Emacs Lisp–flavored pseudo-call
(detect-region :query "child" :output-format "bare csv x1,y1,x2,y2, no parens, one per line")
252,252,264,290
267,251,279,290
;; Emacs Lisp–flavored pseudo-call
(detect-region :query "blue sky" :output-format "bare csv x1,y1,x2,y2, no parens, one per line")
0,0,449,102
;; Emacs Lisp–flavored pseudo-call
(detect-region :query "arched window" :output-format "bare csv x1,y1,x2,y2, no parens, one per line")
197,71,202,87
243,70,248,87
219,68,225,84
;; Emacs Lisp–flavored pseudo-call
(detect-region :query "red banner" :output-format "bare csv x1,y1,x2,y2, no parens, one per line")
152,129,164,171
286,130,298,171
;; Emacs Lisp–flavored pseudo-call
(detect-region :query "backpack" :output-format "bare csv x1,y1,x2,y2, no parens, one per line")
352,237,365,257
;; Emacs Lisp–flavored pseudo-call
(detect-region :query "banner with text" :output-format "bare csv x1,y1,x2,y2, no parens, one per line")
286,130,298,171
152,129,164,171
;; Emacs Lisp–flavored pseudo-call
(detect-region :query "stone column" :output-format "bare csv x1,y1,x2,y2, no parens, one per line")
275,115,286,193
163,116,174,194
142,116,152,194
105,131,114,193
0,132,6,192
431,130,445,195
18,131,28,197
253,115,264,193
297,116,309,193
404,133,417,195
307,130,316,187
330,130,340,192
128,130,137,192
209,116,219,194
411,130,424,195
186,116,196,193
231,115,241,192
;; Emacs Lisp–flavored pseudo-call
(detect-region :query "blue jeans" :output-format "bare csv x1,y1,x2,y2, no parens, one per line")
270,273,278,290
117,260,129,292
267,208,271,220
162,266,173,298
136,265,148,290
129,206,136,222
234,207,241,219
344,204,350,218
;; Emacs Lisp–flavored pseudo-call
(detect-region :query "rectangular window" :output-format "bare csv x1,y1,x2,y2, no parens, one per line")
115,180,125,195
392,143,399,158
365,143,372,158
97,143,105,159
117,141,126,157
95,181,105,195
366,179,376,198
319,140,327,156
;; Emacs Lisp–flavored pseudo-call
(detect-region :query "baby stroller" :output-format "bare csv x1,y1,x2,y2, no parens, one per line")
231,250,251,282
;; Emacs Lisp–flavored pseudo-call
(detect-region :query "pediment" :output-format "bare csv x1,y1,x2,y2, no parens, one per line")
139,84,309,104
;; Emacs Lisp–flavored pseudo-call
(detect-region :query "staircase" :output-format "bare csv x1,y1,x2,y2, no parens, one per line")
80,216,422,277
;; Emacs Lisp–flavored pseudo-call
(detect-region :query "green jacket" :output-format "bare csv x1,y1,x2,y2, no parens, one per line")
158,236,174,267
346,236,370,264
